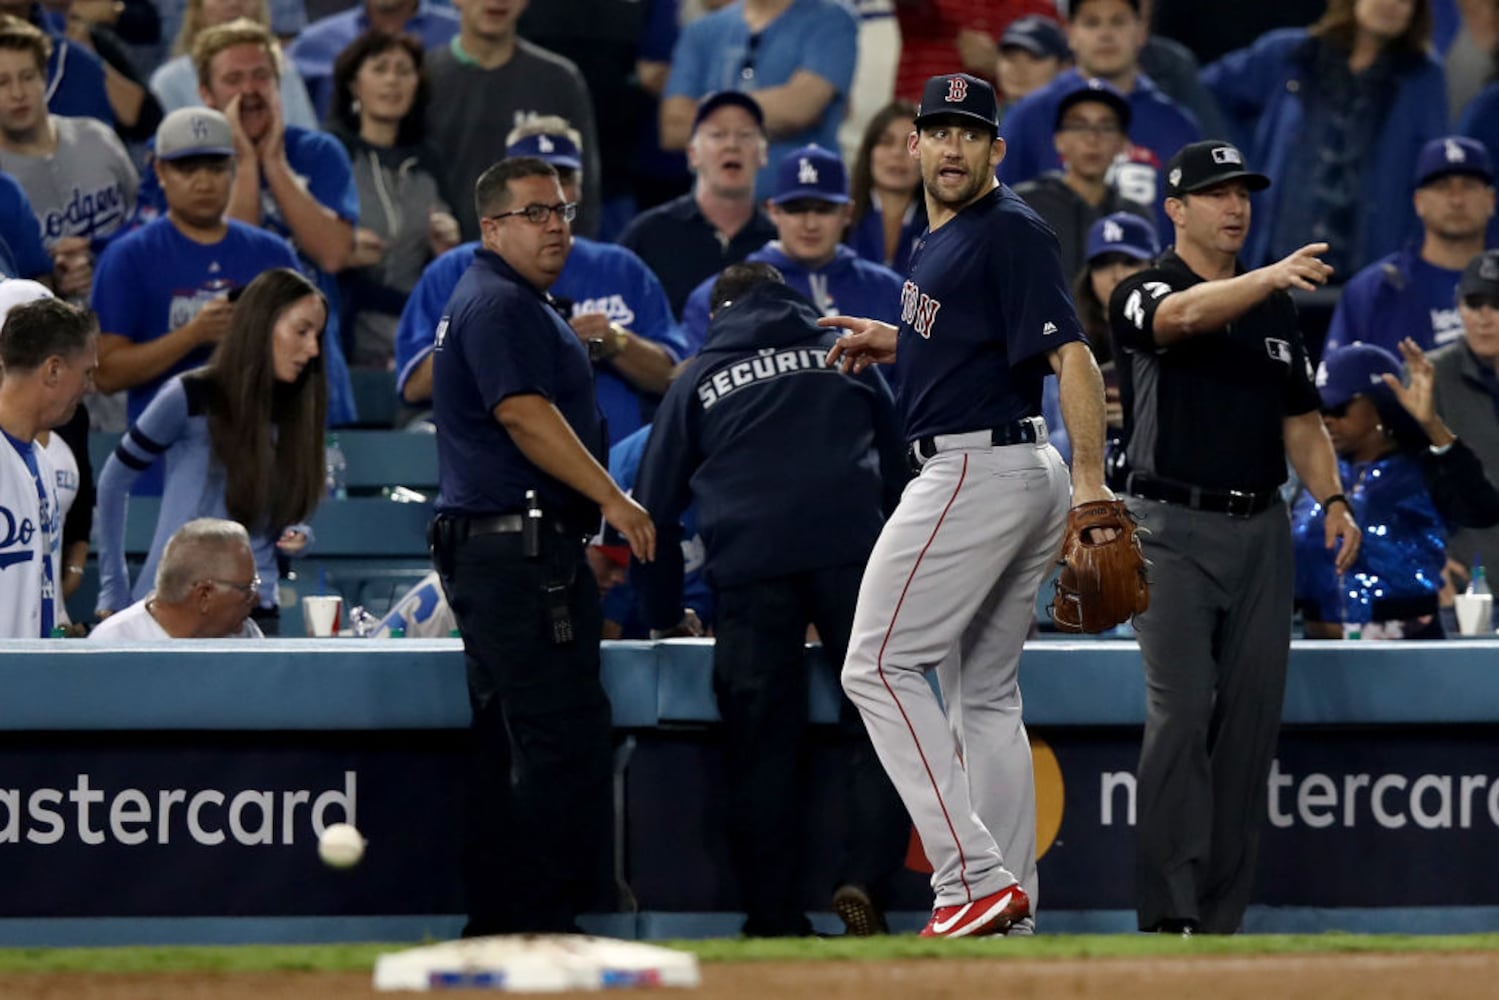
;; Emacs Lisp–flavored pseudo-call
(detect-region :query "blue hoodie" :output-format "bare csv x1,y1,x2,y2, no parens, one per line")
679,242,904,355
631,282,907,628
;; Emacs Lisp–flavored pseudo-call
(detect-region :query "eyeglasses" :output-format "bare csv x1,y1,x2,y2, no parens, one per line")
1058,121,1123,137
739,33,762,83
204,576,261,599
486,202,577,225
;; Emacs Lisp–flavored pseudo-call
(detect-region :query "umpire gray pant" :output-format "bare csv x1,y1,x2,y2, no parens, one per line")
1127,497,1293,934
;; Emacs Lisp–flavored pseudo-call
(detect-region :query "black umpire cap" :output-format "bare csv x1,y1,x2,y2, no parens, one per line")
1164,140,1271,198
914,73,999,132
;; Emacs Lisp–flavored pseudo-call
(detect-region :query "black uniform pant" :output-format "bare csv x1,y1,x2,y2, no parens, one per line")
713,564,910,937
431,516,614,935
1126,498,1293,934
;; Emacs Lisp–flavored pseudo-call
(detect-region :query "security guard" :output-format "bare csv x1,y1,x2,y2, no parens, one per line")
632,263,911,937
428,156,655,935
1109,140,1361,935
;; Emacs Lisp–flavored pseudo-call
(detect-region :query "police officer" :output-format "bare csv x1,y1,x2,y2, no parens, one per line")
632,262,911,937
1109,140,1362,935
428,156,655,936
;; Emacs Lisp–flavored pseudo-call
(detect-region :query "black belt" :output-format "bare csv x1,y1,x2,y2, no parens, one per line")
1126,473,1280,518
459,513,573,538
909,418,1042,468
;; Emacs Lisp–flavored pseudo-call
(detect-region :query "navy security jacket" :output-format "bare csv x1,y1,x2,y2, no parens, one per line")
632,282,908,629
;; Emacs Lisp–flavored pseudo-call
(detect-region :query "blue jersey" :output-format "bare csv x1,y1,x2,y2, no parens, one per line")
432,249,604,527
999,69,1201,238
894,185,1086,442
133,126,360,426
397,237,687,444
1324,249,1468,355
0,172,51,280
91,217,301,426
680,242,904,354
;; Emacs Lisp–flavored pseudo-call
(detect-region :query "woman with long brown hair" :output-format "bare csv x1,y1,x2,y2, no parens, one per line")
95,268,328,634
845,100,926,274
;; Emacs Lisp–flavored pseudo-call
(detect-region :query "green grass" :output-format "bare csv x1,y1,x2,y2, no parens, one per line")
1,934,1498,974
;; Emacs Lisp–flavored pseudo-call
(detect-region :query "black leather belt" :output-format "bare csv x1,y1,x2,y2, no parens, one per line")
1127,473,1279,518
909,418,1043,468
462,513,572,537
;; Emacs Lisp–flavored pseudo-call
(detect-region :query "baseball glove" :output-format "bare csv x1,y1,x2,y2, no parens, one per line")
1050,499,1149,633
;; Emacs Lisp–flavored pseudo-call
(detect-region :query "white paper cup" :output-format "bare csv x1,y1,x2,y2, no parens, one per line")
303,595,343,637
1454,593,1493,636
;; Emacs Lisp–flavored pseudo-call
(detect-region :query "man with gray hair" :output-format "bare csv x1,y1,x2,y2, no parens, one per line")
89,517,264,639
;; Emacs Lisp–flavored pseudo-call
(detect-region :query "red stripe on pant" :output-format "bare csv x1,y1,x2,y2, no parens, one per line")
874,454,972,902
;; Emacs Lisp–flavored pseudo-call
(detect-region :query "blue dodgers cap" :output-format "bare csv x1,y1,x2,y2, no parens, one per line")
1000,15,1069,61
1414,136,1493,188
1085,212,1159,264
692,91,765,133
1315,342,1401,410
1054,76,1132,133
505,132,583,171
769,144,849,205
914,73,999,132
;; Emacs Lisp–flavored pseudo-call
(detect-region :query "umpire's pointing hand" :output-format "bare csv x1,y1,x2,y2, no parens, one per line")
821,316,898,374
604,493,656,563
1266,243,1335,292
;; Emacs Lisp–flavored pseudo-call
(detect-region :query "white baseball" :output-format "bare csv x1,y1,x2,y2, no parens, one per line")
318,822,366,869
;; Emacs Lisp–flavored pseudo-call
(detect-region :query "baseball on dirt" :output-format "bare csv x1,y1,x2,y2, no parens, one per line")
318,822,366,869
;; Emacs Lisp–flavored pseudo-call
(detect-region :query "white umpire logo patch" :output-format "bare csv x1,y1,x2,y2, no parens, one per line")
1211,146,1242,165
1265,338,1291,364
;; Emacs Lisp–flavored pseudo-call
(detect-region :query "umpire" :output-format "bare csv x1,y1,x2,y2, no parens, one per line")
1109,141,1362,935
429,156,655,935
632,263,911,937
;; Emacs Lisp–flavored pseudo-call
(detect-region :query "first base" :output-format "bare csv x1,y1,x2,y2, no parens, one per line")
373,934,701,992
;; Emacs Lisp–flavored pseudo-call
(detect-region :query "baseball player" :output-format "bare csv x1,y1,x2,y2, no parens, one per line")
824,72,1112,937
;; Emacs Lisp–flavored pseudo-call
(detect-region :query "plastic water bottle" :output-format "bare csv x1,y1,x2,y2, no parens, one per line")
1468,558,1491,597
325,433,348,500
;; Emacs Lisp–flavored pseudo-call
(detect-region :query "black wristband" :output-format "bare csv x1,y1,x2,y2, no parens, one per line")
1323,493,1350,513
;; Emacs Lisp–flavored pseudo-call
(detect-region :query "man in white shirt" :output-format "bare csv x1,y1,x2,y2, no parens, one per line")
90,517,264,639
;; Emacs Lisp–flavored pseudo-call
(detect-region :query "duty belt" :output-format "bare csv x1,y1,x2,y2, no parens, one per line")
908,417,1045,469
1126,473,1279,518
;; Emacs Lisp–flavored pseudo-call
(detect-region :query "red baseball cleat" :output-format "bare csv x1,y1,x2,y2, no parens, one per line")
919,884,1030,938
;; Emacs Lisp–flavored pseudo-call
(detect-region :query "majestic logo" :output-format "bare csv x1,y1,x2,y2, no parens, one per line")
899,280,942,339
1042,321,1058,336
537,134,555,153
1211,146,1242,165
1265,338,1292,364
1446,138,1467,163
1102,219,1124,244
797,157,818,185
945,77,968,103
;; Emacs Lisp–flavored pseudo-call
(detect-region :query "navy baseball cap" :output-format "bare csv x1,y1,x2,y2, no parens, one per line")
770,144,849,205
914,73,999,132
1000,15,1069,61
1085,212,1158,264
1458,249,1499,300
1164,140,1270,197
1054,77,1132,133
692,91,766,133
505,132,583,171
1315,342,1400,410
1414,136,1493,189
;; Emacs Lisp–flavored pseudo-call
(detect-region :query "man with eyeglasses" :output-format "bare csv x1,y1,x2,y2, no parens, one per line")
1014,77,1150,279
619,91,778,318
1430,249,1499,613
1108,140,1358,935
428,155,655,936
999,0,1200,237
678,143,903,354
90,518,264,639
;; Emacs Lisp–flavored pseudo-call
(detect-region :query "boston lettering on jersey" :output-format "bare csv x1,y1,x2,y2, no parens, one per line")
696,347,833,410
899,280,942,339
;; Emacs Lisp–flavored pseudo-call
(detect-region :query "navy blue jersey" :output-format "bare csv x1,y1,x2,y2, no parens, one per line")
432,249,604,528
893,185,1086,442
